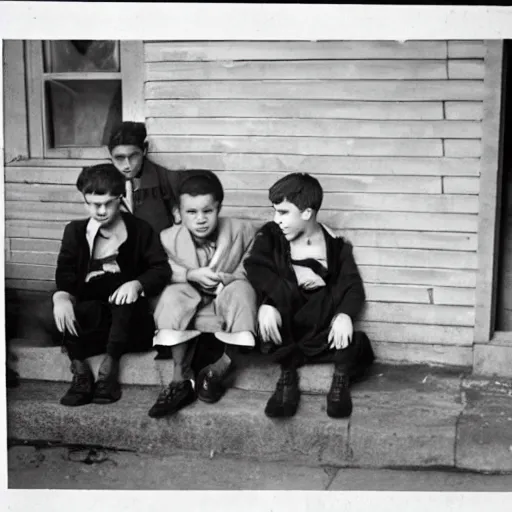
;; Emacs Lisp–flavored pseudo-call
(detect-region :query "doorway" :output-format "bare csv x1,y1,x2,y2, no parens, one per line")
495,40,512,330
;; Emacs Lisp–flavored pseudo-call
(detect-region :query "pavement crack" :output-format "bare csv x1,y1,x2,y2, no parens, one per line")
323,466,340,490
453,372,467,469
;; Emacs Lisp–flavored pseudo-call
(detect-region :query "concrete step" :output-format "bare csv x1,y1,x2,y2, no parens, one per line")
8,339,512,472
8,379,463,469
8,337,464,396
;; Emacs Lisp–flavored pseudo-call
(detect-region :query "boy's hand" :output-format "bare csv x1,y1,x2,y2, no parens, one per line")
109,280,143,305
292,265,326,290
328,313,353,350
187,267,221,290
217,272,237,287
53,295,79,337
258,305,282,345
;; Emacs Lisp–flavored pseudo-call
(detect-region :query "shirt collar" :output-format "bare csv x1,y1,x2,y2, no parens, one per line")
86,218,103,256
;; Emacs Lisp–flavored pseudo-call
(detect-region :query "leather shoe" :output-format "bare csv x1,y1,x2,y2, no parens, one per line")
93,355,121,404
326,369,352,418
148,380,196,418
197,363,234,404
265,368,300,418
60,360,94,407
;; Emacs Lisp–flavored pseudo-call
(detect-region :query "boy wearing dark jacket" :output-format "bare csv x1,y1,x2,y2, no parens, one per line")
53,164,171,406
244,173,375,419
108,121,183,234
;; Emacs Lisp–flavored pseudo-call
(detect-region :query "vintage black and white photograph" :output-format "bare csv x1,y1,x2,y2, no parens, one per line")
2,2,512,508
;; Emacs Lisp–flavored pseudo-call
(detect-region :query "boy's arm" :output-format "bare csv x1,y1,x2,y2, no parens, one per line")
136,224,173,297
243,223,298,309
223,221,258,282
54,222,80,302
159,229,190,284
332,240,366,321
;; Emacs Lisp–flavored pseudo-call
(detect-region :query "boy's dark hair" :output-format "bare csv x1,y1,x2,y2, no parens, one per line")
76,164,126,197
108,121,147,152
269,173,323,212
178,169,224,205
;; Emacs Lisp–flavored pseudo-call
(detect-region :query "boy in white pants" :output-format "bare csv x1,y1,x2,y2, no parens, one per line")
148,170,257,418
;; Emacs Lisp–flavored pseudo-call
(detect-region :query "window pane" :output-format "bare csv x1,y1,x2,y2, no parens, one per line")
45,80,122,148
43,41,120,73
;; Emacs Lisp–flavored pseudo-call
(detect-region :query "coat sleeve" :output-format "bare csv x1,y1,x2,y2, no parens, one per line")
55,222,80,298
230,221,258,280
243,223,300,310
332,240,366,320
136,223,173,297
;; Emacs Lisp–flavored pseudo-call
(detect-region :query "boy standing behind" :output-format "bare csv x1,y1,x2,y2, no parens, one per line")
148,170,257,418
244,173,375,419
108,121,182,234
53,164,171,406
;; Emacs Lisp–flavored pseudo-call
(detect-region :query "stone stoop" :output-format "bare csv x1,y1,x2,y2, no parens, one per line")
6,338,512,473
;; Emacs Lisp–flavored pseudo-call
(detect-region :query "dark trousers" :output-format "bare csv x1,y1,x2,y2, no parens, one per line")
42,274,154,361
279,331,375,381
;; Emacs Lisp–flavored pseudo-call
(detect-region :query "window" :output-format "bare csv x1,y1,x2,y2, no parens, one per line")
26,40,143,159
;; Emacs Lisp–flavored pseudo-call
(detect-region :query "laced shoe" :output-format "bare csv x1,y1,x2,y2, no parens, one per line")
326,369,352,418
60,360,94,407
93,355,121,404
264,368,300,418
148,380,196,418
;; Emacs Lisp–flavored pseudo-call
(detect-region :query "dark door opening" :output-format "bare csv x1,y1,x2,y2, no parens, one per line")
495,40,512,330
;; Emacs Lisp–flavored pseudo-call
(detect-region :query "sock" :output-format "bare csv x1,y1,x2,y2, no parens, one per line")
208,352,232,377
172,362,185,383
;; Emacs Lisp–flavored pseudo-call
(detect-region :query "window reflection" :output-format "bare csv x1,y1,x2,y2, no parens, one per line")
45,80,122,148
43,41,120,73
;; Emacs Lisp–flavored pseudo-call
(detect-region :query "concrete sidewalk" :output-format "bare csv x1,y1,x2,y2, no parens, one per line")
7,340,512,474
8,444,512,490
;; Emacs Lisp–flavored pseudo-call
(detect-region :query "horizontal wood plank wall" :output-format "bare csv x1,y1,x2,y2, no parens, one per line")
4,40,485,367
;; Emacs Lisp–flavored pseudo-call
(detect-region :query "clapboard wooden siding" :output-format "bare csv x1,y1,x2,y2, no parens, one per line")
4,40,487,366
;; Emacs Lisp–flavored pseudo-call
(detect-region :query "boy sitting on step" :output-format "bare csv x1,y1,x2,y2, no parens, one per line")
148,170,258,418
244,173,375,419
52,164,171,407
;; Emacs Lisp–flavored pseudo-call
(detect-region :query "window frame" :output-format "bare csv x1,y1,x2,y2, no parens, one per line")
25,40,144,159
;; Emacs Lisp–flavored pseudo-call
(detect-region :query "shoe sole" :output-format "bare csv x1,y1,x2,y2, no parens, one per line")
92,395,122,405
148,393,197,418
92,389,122,404
264,402,299,418
326,403,353,419
327,410,352,419
60,396,94,407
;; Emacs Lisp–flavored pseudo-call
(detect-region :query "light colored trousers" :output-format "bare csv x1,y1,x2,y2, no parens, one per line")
152,280,257,347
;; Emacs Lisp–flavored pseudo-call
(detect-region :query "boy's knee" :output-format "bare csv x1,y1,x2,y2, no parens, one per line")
222,280,256,302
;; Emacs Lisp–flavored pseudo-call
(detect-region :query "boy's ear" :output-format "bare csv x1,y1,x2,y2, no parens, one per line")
301,208,312,221
143,142,148,157
173,206,181,225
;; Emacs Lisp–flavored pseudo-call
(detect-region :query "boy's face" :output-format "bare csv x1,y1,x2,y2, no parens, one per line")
110,145,145,180
273,200,310,242
179,193,220,240
84,193,122,228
